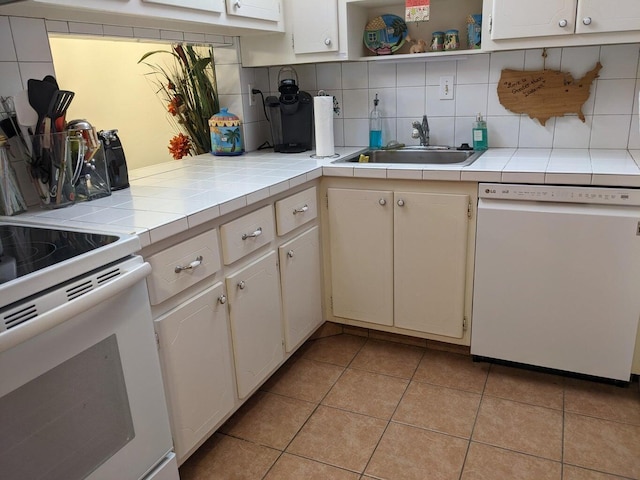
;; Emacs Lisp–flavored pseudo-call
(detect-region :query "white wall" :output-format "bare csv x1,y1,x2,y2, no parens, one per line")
49,37,177,168
259,45,640,150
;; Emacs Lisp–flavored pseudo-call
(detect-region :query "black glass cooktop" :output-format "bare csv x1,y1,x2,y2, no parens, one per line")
0,224,120,284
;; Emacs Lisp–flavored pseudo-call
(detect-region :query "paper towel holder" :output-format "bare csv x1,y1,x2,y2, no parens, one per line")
311,90,340,159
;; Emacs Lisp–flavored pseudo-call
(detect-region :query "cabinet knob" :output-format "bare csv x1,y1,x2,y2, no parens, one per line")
218,294,227,305
379,198,386,206
324,37,332,46
558,19,568,27
237,280,246,290
241,227,262,240
234,0,241,7
174,255,203,273
287,250,294,258
397,199,405,207
582,16,592,25
293,204,309,214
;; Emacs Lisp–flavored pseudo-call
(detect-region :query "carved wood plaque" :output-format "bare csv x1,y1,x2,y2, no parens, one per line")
497,62,602,126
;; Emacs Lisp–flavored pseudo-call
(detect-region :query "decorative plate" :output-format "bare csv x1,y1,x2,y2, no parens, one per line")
363,14,408,55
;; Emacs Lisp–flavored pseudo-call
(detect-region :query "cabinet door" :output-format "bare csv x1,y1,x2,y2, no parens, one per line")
328,188,393,326
394,192,469,338
491,0,577,39
292,0,338,54
226,0,280,21
226,252,283,399
141,0,224,13
155,283,235,462
575,0,640,34
279,226,323,352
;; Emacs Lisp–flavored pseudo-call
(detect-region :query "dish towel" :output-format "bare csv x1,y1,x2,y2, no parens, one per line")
405,0,429,22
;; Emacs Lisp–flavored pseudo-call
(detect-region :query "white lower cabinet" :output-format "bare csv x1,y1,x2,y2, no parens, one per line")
327,186,472,339
279,226,323,352
226,251,284,399
154,282,235,463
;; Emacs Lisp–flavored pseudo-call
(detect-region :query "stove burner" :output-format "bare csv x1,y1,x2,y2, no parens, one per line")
0,224,120,284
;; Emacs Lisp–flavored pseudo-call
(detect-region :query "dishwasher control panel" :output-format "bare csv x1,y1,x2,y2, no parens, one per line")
479,183,640,206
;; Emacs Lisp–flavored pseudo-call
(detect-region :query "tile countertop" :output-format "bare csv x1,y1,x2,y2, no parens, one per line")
4,147,640,249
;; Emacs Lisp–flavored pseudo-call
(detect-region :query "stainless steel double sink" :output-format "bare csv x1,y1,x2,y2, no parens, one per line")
334,146,485,167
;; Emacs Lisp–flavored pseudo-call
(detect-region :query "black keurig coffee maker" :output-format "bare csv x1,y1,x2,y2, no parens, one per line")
265,66,313,153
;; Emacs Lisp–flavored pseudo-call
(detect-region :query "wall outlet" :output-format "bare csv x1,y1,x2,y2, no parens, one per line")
439,76,454,100
248,83,256,106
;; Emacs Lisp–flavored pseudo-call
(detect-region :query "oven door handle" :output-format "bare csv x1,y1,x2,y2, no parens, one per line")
0,261,152,354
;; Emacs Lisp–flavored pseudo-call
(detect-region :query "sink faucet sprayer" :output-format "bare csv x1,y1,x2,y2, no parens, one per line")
412,115,429,146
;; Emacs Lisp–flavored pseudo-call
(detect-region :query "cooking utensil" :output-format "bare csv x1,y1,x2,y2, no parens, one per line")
27,78,57,136
47,90,74,133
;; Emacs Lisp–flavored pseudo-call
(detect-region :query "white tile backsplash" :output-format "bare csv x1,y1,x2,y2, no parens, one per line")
590,115,632,148
0,17,17,62
488,50,525,83
518,116,555,148
0,13,638,157
0,62,22,97
593,79,636,115
396,86,426,118
455,84,488,117
10,17,51,62
317,63,342,90
599,44,640,79
342,88,369,118
342,62,368,89
369,62,397,88
456,54,490,84
397,62,425,87
559,45,600,78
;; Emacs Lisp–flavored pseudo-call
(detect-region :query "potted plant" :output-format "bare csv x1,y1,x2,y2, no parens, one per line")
139,44,220,159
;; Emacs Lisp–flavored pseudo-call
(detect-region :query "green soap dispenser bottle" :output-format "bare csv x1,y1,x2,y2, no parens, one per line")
472,113,488,151
369,93,382,149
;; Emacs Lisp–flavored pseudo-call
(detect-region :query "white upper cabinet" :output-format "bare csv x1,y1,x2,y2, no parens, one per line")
240,0,343,67
225,0,280,22
490,0,577,40
0,0,283,34
486,0,640,48
574,0,640,34
292,0,339,54
142,0,224,13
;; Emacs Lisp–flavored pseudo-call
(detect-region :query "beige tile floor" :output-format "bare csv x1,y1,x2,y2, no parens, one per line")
179,333,640,480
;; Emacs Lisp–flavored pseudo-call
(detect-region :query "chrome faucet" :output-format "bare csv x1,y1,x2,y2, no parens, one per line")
411,115,430,146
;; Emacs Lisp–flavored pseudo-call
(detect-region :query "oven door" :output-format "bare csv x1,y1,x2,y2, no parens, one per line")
0,256,175,480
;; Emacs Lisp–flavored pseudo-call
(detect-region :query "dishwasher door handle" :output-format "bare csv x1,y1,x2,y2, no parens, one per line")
0,262,152,353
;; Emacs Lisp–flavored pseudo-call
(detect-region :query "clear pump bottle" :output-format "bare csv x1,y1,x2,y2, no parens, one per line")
472,113,488,151
369,94,382,149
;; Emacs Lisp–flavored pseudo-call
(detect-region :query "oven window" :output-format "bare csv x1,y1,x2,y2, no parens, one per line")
0,334,135,480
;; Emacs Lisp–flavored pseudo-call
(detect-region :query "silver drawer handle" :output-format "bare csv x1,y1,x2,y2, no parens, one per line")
235,0,241,7
237,280,246,290
218,294,227,305
287,250,294,258
174,256,203,273
293,205,309,214
241,227,262,240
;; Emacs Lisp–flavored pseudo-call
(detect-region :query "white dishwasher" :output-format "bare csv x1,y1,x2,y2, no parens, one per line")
471,183,640,382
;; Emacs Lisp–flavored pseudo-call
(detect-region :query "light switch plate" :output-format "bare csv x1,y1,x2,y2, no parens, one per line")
439,76,454,100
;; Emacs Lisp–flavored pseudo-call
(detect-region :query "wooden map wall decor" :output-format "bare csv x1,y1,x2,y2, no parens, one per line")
497,62,602,126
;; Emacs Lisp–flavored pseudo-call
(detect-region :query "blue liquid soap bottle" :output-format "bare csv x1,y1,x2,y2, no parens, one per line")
369,93,382,149
472,113,488,150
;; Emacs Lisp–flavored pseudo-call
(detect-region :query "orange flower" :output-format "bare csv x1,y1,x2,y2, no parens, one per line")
168,96,183,116
168,133,191,160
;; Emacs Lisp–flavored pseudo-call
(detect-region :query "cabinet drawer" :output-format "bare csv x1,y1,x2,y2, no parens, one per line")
275,187,317,236
146,230,221,305
220,205,275,265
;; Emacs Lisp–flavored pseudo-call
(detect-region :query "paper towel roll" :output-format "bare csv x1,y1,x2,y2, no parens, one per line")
314,96,335,157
